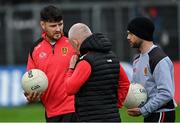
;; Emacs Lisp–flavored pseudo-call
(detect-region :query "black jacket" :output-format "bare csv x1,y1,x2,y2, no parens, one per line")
75,33,121,122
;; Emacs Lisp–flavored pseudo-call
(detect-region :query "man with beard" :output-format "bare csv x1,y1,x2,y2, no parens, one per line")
24,5,76,122
126,17,176,122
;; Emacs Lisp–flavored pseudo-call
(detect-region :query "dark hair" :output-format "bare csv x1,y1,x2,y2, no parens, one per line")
40,5,63,22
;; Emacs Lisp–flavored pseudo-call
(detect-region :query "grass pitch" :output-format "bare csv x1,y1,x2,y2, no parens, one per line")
0,104,179,122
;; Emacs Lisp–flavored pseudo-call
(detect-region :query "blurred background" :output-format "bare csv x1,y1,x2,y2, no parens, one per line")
0,0,179,122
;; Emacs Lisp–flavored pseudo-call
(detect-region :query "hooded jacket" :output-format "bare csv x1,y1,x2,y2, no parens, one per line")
75,33,121,121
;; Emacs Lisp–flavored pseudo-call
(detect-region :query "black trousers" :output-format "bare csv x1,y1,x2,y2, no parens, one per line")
45,112,77,122
144,110,175,122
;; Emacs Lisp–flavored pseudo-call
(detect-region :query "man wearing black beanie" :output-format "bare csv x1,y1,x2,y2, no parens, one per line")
126,17,176,122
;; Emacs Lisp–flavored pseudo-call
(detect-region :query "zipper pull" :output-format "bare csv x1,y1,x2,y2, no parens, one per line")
52,44,55,54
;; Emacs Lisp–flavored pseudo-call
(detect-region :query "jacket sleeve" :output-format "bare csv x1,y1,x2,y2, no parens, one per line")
140,57,175,116
65,60,92,95
26,54,36,71
117,64,130,108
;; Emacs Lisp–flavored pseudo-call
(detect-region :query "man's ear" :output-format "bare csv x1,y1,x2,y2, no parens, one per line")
40,21,45,30
74,40,80,49
71,39,77,48
73,39,78,46
70,39,79,50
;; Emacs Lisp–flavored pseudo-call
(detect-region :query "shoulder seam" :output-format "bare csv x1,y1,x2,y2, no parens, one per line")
29,38,43,60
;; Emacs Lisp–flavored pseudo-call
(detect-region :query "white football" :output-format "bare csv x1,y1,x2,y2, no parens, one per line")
124,83,147,109
21,69,48,93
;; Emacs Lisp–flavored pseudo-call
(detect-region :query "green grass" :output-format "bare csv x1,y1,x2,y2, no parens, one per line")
0,104,179,122
120,105,180,122
0,104,45,122
120,108,143,122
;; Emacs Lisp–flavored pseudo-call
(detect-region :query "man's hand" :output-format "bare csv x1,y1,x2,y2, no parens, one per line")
127,108,141,116
69,55,79,69
24,91,43,103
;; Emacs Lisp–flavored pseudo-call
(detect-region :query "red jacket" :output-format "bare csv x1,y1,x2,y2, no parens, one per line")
27,33,75,118
65,60,130,108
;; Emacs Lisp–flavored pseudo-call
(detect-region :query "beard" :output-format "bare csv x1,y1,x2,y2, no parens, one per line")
131,39,143,49
53,33,62,40
46,33,62,42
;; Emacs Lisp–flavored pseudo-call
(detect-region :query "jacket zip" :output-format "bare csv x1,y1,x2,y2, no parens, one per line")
52,44,56,54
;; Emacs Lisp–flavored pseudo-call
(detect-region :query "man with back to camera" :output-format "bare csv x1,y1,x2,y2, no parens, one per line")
126,17,176,122
64,23,130,121
24,5,77,122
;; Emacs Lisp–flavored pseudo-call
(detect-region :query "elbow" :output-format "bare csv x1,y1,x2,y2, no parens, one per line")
65,86,77,96
65,81,79,96
66,90,74,96
65,81,75,96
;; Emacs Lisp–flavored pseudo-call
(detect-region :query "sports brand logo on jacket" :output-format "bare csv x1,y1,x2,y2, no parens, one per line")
39,52,47,59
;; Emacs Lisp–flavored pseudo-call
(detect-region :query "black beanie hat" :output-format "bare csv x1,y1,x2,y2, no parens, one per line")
127,17,155,41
